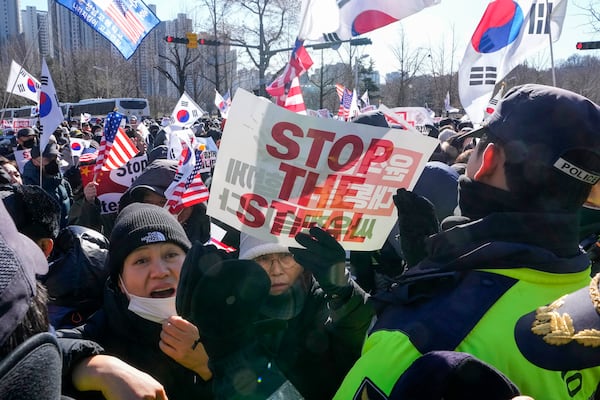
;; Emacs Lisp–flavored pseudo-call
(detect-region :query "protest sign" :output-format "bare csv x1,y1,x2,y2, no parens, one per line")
13,149,31,173
195,136,218,173
55,0,160,60
12,118,36,129
379,105,435,133
207,89,439,250
80,154,148,214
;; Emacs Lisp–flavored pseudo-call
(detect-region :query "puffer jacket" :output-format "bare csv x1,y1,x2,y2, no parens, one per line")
57,279,214,400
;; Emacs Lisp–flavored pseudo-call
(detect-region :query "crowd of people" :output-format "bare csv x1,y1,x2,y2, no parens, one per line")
0,83,600,399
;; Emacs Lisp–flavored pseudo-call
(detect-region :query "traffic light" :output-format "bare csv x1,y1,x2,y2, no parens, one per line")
186,32,198,49
198,38,220,46
164,35,220,47
165,35,188,44
576,41,600,50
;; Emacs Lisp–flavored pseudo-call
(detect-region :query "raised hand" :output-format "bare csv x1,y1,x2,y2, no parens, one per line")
291,226,351,298
393,188,440,268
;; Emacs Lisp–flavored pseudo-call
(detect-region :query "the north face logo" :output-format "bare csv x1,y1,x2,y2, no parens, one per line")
141,231,166,243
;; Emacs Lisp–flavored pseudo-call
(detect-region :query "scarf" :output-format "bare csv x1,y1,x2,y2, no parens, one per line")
260,279,307,321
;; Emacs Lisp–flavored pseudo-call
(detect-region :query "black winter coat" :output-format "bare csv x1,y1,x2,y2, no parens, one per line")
58,279,214,400
212,275,373,400
262,279,372,399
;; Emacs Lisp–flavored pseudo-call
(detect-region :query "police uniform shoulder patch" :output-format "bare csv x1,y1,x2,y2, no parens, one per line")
531,274,600,348
515,273,600,371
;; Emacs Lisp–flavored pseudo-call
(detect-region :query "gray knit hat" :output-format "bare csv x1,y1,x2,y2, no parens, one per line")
108,203,191,280
238,232,290,260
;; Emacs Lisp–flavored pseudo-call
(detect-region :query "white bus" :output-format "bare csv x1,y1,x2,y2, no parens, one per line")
68,98,150,121
13,105,38,118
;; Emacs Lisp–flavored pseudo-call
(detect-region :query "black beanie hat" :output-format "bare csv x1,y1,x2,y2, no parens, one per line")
107,203,191,281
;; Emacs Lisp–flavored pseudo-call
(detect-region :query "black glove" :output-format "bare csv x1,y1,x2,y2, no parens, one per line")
176,241,224,318
290,226,351,298
188,259,290,399
186,258,272,358
393,188,440,268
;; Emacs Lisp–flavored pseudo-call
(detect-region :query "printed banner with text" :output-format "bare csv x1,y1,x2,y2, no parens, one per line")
80,154,148,214
207,89,439,251
55,0,160,59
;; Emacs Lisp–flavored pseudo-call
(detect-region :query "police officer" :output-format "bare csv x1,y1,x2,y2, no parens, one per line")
334,84,600,400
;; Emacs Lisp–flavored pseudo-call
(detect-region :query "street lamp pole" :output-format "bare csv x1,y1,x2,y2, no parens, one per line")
92,66,109,98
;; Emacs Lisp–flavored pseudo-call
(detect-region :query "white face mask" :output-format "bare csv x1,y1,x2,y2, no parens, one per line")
119,277,177,323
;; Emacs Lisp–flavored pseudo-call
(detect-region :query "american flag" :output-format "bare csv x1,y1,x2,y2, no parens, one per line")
94,112,139,174
335,83,345,117
266,39,313,98
104,0,146,43
274,77,306,115
335,83,345,100
165,148,209,214
338,88,353,120
78,150,98,165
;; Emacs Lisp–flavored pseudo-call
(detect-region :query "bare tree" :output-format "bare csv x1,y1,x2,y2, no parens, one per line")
307,49,347,110
557,54,600,102
195,0,236,93
381,25,428,107
308,72,340,111
575,0,600,32
155,46,203,97
0,35,41,109
228,0,299,96
426,23,461,114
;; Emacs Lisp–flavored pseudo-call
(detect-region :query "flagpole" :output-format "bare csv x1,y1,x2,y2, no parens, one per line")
545,0,557,87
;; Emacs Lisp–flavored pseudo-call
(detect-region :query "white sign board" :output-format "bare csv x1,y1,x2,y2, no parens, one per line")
207,89,439,251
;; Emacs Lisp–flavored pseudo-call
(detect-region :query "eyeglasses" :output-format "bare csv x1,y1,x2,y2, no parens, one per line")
254,253,297,270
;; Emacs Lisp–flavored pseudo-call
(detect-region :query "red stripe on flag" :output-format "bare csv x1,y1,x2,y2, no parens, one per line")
180,181,210,204
165,148,210,214
78,150,98,165
282,78,306,114
101,128,139,171
167,176,210,214
209,237,237,253
105,4,145,42
266,41,313,98
94,136,110,174
124,10,145,37
335,83,345,100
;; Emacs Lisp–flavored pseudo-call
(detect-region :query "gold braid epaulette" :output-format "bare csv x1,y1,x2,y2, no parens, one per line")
531,274,600,348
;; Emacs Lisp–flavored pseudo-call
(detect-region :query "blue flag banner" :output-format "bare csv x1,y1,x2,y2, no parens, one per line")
55,0,160,59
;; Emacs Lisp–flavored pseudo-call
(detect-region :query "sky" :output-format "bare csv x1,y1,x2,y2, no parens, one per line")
21,0,599,79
